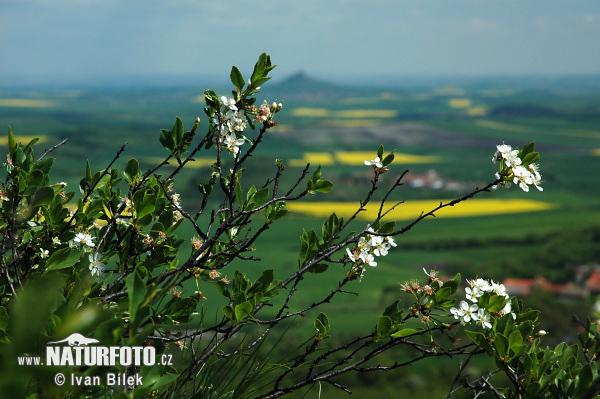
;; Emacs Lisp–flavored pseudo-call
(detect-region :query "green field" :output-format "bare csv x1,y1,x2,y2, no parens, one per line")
2,74,599,397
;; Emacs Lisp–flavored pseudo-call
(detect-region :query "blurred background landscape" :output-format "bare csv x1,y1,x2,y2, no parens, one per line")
2,1,599,397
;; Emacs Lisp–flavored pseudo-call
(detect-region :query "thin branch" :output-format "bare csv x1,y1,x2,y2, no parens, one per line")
36,138,68,162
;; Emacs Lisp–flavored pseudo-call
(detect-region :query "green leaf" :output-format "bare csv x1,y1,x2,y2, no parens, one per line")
230,66,245,91
252,187,269,209
30,186,54,208
266,201,288,223
222,305,234,320
574,363,597,397
33,157,54,174
248,269,273,295
377,145,384,159
216,280,231,299
246,185,257,205
441,275,460,294
434,286,452,302
85,160,92,183
487,295,507,313
259,280,282,302
45,248,81,271
382,153,395,166
516,309,540,323
378,221,396,234
521,152,540,166
315,312,329,339
126,273,147,324
508,330,523,353
14,147,26,166
124,158,139,183
251,76,271,89
235,182,244,209
234,301,254,322
173,117,184,147
311,179,333,193
0,306,8,332
159,129,175,153
233,270,250,295
316,312,329,330
135,193,156,221
520,142,535,157
298,229,319,267
251,53,269,83
391,328,418,338
8,126,16,155
256,269,274,290
322,213,339,241
494,333,509,358
376,316,392,338
310,165,322,182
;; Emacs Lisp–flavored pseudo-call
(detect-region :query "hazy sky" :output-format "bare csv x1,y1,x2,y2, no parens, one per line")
2,0,600,83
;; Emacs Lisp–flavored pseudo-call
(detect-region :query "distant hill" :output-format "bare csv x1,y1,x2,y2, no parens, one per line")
262,71,379,100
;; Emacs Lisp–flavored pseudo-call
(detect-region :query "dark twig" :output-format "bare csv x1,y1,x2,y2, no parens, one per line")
36,138,68,162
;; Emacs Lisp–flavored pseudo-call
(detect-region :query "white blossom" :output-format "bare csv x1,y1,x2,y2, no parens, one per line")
512,165,533,191
364,157,383,168
359,251,377,267
73,232,95,249
220,96,238,111
451,300,479,323
89,252,105,278
223,133,245,155
476,309,493,329
40,248,49,259
346,248,360,263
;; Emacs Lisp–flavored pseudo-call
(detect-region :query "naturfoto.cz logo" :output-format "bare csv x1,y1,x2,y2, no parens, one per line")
18,333,173,388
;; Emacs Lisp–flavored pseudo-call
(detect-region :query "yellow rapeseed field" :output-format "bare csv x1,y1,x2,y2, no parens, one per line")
448,98,473,109
287,151,441,167
286,199,556,221
0,99,59,108
291,108,398,119
466,106,488,117
323,120,383,128
291,108,329,117
12,135,48,145
334,109,398,118
288,153,335,167
335,152,441,165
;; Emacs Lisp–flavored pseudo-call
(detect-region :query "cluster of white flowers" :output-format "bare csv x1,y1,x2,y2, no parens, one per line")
170,192,184,223
493,144,543,192
450,278,514,329
213,96,247,156
212,97,282,157
72,232,95,251
255,100,282,123
346,229,397,268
